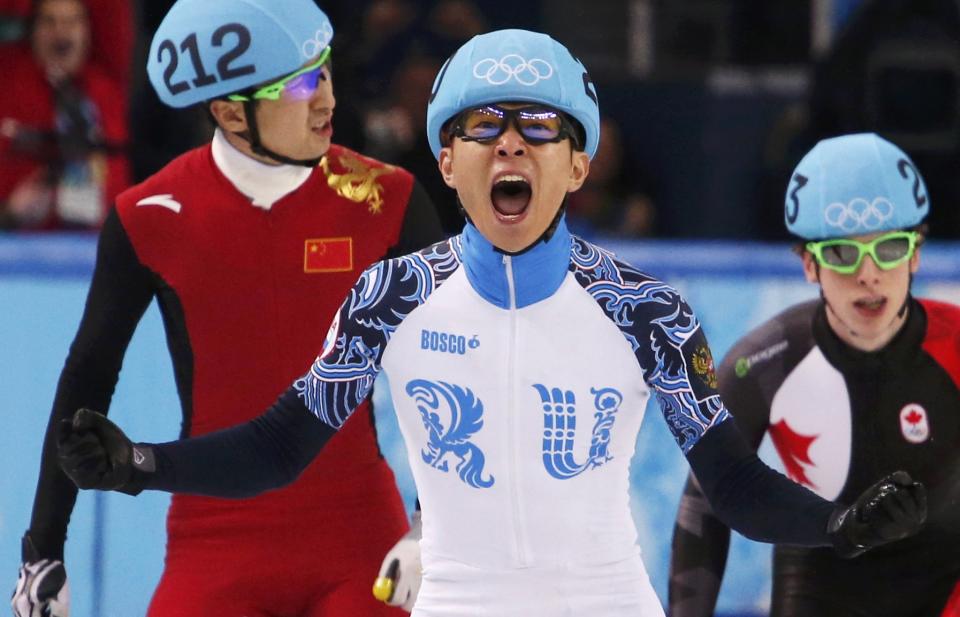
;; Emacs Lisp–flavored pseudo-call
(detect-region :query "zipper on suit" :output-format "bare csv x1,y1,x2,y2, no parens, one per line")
503,254,528,565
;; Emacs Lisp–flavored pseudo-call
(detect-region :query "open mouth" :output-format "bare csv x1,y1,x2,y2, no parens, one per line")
854,296,887,313
491,175,532,219
52,40,76,58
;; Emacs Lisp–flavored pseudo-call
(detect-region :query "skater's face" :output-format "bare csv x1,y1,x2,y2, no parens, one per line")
437,103,589,252
804,230,921,351
211,52,336,164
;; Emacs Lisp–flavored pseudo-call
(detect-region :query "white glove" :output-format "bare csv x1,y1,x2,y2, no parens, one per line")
373,511,422,612
12,557,69,617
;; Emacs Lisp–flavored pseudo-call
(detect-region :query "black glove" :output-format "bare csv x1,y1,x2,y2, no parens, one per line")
57,408,153,495
827,470,927,559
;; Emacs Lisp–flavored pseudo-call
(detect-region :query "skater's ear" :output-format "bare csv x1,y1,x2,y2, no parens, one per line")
208,100,250,133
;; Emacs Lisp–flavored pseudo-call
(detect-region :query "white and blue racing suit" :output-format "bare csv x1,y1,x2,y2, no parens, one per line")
143,218,837,616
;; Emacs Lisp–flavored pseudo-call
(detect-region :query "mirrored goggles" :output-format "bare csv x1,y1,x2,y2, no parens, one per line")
228,47,331,102
806,231,919,274
446,105,582,148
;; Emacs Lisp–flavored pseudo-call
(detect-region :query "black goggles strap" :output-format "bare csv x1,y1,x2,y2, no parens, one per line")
237,100,323,168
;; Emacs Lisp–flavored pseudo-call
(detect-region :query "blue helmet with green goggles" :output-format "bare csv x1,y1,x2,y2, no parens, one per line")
147,0,333,108
785,133,929,241
426,29,600,160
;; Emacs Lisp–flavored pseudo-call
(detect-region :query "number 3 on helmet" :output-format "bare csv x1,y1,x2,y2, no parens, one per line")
146,0,334,108
784,133,930,240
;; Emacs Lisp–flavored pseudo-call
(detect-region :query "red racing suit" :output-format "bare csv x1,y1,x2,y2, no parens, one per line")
26,139,447,616
0,0,133,229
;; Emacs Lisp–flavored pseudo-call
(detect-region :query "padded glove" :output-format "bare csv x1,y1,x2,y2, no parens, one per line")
57,408,153,495
827,471,927,559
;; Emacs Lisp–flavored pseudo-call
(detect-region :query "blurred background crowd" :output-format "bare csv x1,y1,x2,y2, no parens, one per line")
1,0,959,240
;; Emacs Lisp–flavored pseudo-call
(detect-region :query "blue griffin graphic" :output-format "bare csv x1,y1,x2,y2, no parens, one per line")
406,379,495,489
533,384,623,480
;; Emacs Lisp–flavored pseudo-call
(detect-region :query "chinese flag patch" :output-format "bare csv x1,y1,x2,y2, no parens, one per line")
304,237,353,273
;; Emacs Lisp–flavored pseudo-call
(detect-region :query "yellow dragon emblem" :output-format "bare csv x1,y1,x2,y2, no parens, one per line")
320,153,394,213
691,345,718,389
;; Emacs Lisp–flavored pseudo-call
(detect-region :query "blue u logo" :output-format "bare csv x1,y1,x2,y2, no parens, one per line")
533,384,623,479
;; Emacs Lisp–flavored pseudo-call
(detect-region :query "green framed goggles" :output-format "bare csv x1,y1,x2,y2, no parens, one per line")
228,47,331,102
806,231,919,274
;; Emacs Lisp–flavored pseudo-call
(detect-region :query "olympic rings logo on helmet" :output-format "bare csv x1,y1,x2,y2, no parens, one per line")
301,23,334,59
824,197,895,232
472,55,555,86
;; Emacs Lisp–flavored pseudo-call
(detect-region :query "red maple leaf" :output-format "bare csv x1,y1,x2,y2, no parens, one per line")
768,419,819,489
904,409,923,425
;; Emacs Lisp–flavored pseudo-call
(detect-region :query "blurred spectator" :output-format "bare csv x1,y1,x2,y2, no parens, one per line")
358,0,486,233
357,0,486,103
362,0,487,156
355,0,419,100
565,115,657,238
366,53,457,221
424,0,487,50
0,0,132,230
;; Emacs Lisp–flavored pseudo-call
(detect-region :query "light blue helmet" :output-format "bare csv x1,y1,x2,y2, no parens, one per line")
426,29,600,160
147,0,333,108
785,133,929,239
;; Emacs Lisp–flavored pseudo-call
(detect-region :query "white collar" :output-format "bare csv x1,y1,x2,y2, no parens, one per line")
210,129,313,210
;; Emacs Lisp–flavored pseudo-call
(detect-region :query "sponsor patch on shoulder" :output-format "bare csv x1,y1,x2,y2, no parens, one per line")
735,340,788,377
692,344,718,389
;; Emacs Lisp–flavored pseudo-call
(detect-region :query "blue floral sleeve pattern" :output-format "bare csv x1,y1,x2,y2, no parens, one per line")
294,238,463,428
570,237,731,454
